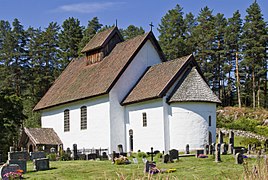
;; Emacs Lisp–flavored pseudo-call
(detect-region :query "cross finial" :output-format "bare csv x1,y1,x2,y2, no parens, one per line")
149,22,154,32
115,19,118,27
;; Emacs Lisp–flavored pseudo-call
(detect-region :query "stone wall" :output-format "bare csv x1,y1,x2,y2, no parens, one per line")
217,128,268,141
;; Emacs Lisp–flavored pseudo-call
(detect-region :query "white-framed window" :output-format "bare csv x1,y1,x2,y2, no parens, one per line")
142,112,147,127
81,106,87,130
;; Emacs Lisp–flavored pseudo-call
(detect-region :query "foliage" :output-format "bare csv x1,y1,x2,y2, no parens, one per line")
47,153,57,161
224,118,261,132
121,25,145,40
239,137,262,147
137,151,148,158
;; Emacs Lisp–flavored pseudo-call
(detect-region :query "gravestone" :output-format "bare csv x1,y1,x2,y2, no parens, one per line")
7,150,28,173
185,144,190,154
209,144,214,155
248,144,251,154
112,151,119,162
0,164,20,180
163,154,170,163
33,158,50,171
30,152,46,160
87,153,97,160
228,144,233,154
215,143,221,162
196,149,204,158
118,145,123,153
235,153,243,164
144,161,150,173
101,152,108,160
132,158,138,164
73,144,78,160
142,158,147,164
218,131,223,144
220,143,227,155
229,131,234,145
147,147,155,162
204,145,209,155
169,149,179,161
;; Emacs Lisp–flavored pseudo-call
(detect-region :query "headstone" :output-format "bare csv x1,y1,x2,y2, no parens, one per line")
132,158,138,164
87,153,97,160
235,153,243,164
30,152,46,160
8,151,28,161
248,144,251,154
163,154,170,163
118,145,123,153
7,151,28,173
0,164,21,180
215,143,221,162
169,149,179,161
196,149,204,158
208,144,214,155
185,144,190,154
33,158,50,171
220,143,227,155
101,152,108,160
228,144,233,154
218,131,223,144
66,147,72,159
229,131,234,145
144,161,150,172
204,145,209,155
147,147,155,162
73,144,78,160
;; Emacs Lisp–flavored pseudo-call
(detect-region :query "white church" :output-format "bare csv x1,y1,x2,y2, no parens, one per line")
34,27,221,153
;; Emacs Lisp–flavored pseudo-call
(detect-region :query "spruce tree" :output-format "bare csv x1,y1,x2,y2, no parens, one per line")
121,25,145,40
58,17,83,68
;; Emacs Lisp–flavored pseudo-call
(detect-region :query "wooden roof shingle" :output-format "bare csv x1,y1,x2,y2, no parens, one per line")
168,67,221,103
34,32,164,111
24,128,62,145
121,55,192,105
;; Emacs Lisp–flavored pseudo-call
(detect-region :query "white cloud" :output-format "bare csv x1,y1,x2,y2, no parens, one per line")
56,2,125,13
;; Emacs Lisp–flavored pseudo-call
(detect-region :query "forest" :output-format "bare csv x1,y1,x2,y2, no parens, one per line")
0,2,267,155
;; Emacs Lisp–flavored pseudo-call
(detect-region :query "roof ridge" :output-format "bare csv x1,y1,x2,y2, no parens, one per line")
149,54,192,68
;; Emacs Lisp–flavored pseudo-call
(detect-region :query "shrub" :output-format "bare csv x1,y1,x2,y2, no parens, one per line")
240,138,262,147
137,152,148,158
47,153,57,161
225,118,261,132
254,126,268,137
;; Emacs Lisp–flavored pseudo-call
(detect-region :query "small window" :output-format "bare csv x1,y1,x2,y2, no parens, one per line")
64,109,70,132
81,106,87,130
142,112,147,127
209,116,211,126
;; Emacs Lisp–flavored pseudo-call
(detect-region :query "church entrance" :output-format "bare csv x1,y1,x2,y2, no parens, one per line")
129,129,133,151
208,131,212,145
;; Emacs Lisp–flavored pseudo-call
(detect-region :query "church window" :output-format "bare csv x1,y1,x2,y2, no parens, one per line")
209,116,211,126
81,106,87,130
64,109,70,132
142,112,147,127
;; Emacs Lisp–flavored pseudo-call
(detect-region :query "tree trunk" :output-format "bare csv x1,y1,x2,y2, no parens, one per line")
235,52,241,108
257,79,260,108
252,70,256,109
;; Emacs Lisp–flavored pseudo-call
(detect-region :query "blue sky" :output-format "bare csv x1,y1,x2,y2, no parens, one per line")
0,0,267,37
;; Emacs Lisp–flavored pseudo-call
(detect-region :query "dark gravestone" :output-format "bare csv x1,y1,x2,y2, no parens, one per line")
229,131,234,145
147,147,155,162
248,144,251,154
163,154,170,163
208,144,214,155
87,153,97,160
7,151,28,173
101,152,108,160
73,144,78,160
220,143,227,155
7,159,27,173
218,131,223,144
169,149,179,161
196,149,204,158
144,161,150,173
33,158,50,171
30,152,46,160
235,153,243,164
112,151,119,162
185,144,190,154
0,164,20,180
215,143,221,162
204,145,209,155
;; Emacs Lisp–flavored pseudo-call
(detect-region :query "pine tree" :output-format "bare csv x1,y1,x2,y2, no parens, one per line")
225,10,242,107
241,1,268,108
158,4,187,60
58,17,83,68
78,17,102,55
184,12,197,54
121,25,145,40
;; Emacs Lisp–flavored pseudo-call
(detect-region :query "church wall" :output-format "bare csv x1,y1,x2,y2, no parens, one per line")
169,102,216,151
109,40,162,152
41,95,110,151
125,99,165,152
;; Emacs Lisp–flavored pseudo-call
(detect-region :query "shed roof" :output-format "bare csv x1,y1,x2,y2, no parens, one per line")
24,128,62,145
168,67,221,103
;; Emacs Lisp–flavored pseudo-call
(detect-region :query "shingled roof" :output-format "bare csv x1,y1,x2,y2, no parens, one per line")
81,27,123,53
168,67,221,103
23,128,62,145
34,32,165,111
121,55,193,105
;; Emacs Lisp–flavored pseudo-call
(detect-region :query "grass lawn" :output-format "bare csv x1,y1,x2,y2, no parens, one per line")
22,155,259,179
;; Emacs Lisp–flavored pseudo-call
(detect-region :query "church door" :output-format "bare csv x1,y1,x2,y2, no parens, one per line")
129,129,133,151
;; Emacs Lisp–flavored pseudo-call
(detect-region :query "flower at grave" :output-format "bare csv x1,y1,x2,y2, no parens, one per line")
166,168,176,173
3,169,23,180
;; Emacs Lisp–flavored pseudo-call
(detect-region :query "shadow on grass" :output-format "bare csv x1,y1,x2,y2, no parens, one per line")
26,167,57,173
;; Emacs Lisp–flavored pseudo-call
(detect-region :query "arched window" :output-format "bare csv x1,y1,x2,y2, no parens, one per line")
209,116,211,127
64,109,70,132
81,106,87,130
142,112,147,127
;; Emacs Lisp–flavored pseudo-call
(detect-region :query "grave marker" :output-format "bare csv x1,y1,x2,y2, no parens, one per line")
204,145,209,155
215,143,221,162
229,131,234,145
218,131,223,144
169,149,179,161
196,149,204,158
30,152,46,160
0,164,21,180
33,158,50,171
73,144,78,160
235,153,243,164
163,154,170,163
228,144,233,154
185,144,190,154
220,143,227,155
